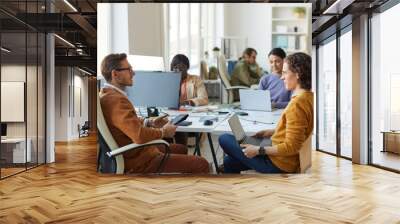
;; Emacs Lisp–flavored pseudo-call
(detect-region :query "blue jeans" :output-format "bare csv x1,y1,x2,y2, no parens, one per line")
218,134,283,174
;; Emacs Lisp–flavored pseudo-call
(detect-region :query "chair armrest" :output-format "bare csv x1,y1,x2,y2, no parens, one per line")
250,84,258,90
106,139,170,157
226,86,249,90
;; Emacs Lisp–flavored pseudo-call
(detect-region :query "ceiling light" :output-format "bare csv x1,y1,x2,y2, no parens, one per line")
1,47,11,53
54,34,75,48
323,0,354,15
63,0,78,12
78,67,92,76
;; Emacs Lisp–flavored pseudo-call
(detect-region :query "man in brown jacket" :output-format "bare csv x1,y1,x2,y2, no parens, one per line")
99,53,209,174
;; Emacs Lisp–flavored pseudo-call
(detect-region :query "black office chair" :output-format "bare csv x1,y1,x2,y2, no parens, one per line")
79,121,90,138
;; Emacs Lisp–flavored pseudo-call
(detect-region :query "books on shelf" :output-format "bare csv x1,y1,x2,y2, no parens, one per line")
275,36,288,49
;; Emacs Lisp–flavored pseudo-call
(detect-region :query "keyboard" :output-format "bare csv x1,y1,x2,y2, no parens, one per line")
241,136,262,146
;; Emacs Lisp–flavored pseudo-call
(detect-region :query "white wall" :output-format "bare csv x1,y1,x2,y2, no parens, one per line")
1,65,37,137
97,3,130,79
223,4,272,70
128,4,164,57
55,67,89,141
97,3,164,79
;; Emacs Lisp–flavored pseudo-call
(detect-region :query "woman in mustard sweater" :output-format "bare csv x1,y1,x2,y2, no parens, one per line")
218,52,313,173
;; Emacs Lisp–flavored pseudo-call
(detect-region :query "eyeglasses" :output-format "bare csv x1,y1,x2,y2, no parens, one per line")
115,67,132,71
114,67,134,74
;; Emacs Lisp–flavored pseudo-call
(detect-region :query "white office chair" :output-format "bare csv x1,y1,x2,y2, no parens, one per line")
97,93,170,174
240,135,312,174
298,135,312,173
217,54,249,104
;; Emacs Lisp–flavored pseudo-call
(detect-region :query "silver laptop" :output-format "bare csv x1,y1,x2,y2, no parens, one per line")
228,114,266,146
239,89,272,111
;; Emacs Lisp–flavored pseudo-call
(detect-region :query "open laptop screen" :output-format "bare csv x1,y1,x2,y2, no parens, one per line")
228,115,246,141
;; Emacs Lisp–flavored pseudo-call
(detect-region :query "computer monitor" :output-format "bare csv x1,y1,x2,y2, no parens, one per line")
126,71,181,109
1,123,7,137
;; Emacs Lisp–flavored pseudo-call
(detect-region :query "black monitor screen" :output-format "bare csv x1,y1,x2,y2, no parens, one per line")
1,123,7,136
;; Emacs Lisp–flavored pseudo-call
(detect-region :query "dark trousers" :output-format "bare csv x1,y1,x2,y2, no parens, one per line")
218,134,283,174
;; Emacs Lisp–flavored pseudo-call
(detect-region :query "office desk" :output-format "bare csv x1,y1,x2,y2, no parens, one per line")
163,110,231,172
1,138,32,164
163,109,283,173
137,106,283,173
381,131,400,154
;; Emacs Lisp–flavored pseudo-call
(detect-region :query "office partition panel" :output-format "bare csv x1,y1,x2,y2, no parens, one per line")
339,28,353,159
0,30,28,178
317,36,337,155
0,1,47,179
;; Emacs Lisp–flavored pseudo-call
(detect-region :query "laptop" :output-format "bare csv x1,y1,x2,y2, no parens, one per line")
228,114,269,146
239,89,272,111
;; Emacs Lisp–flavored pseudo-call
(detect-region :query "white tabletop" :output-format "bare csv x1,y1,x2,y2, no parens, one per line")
163,108,283,135
162,109,230,133
1,138,28,143
136,106,283,135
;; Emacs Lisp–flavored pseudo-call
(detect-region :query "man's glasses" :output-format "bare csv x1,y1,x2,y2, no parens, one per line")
114,67,134,73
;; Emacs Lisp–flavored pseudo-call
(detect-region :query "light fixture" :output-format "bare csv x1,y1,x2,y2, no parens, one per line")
1,47,11,53
54,34,75,48
63,0,78,12
78,67,93,76
323,0,354,15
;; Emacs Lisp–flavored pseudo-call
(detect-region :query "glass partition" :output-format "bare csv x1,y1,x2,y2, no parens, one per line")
317,36,337,155
370,3,400,171
0,1,46,179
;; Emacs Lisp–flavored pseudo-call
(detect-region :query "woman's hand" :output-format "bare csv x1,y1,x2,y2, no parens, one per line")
240,144,259,158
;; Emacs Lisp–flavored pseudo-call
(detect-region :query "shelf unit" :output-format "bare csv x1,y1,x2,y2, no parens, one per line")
269,4,311,55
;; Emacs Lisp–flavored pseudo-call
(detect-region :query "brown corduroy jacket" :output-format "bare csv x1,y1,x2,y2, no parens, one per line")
99,87,163,173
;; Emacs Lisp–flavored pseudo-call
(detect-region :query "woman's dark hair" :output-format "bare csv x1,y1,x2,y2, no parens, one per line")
101,53,127,82
268,48,286,59
170,54,190,71
285,52,312,90
242,47,257,57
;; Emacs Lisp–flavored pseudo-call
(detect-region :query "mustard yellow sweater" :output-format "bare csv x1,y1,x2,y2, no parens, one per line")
270,91,314,173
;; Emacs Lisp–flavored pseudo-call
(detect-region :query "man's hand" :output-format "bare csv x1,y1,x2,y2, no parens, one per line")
253,129,274,138
240,144,259,158
162,121,177,138
151,116,168,128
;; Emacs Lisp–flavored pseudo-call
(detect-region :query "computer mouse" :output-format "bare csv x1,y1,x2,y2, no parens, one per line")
203,120,213,126
236,111,248,116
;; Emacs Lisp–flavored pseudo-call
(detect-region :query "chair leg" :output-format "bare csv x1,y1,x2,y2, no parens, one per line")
96,150,101,172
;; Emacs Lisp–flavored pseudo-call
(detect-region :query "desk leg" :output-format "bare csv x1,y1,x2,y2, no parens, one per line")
193,133,201,156
207,133,219,174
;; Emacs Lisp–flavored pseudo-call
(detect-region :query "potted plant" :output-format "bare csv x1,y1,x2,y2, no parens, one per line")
293,7,306,18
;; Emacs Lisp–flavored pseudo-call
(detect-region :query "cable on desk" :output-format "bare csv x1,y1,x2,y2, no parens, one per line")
238,117,275,125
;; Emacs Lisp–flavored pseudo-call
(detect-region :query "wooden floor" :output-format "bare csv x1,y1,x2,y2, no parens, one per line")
1,135,400,223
